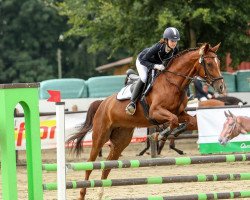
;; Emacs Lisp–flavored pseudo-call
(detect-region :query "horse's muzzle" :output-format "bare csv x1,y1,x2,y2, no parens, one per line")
218,136,229,145
213,80,226,94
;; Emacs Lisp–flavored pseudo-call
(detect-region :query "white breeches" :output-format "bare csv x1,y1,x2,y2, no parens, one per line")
136,58,148,83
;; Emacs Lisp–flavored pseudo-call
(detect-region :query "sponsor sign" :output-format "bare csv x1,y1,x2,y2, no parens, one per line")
14,113,147,150
197,107,250,154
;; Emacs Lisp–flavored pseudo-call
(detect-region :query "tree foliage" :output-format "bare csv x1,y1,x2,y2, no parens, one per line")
0,0,62,83
0,0,117,83
58,0,250,68
0,0,249,83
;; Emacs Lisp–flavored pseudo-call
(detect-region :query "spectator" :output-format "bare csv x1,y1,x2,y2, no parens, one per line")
194,77,214,101
202,84,215,99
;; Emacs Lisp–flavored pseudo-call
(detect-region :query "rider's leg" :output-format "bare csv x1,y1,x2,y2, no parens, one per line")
125,58,147,115
125,79,144,115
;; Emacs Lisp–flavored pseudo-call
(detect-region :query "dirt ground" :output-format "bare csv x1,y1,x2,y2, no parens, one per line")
1,138,250,200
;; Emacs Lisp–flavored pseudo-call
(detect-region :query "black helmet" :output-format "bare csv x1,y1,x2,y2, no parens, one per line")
163,27,180,41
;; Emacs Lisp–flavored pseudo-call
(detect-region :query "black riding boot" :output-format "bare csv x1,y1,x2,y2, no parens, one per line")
125,80,144,115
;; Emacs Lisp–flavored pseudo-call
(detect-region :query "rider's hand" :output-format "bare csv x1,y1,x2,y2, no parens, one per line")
154,64,165,71
207,94,213,99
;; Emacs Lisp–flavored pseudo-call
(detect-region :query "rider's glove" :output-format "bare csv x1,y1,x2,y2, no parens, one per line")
154,64,165,71
207,94,213,99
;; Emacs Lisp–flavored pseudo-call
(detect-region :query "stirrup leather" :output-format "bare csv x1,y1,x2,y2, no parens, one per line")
125,102,136,115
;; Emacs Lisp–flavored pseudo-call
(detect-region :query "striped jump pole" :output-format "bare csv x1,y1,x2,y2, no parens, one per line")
43,172,250,190
108,190,250,200
42,153,250,172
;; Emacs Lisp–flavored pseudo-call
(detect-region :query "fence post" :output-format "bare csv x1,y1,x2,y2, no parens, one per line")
56,102,66,200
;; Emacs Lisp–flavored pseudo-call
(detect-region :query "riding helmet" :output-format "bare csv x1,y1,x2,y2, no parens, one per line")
163,27,180,41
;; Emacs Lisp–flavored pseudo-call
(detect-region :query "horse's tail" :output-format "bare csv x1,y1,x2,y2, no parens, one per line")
67,100,103,155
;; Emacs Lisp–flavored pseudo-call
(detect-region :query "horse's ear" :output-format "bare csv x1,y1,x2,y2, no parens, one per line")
224,111,230,117
204,43,210,54
199,43,209,55
228,110,236,119
211,42,221,52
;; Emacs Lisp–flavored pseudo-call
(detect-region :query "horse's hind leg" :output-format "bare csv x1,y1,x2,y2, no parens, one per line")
157,140,166,155
101,127,134,180
137,137,150,156
79,124,112,200
96,128,134,200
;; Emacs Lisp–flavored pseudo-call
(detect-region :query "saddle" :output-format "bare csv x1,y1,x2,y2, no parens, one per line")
123,68,162,125
125,68,158,96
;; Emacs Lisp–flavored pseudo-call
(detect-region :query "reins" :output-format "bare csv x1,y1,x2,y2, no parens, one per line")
161,50,223,90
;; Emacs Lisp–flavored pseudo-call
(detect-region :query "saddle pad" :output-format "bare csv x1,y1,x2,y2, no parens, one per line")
117,85,132,100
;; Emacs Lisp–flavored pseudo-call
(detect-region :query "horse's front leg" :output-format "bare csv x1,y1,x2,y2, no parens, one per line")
178,111,197,131
149,106,179,129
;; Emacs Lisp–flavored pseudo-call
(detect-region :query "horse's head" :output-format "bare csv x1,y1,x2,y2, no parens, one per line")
218,110,248,145
196,43,226,94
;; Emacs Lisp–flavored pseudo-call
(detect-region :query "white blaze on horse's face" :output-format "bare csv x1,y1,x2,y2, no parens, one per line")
219,111,244,145
219,117,236,145
214,57,219,67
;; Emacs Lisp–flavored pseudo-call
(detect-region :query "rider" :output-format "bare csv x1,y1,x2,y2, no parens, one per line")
125,27,180,115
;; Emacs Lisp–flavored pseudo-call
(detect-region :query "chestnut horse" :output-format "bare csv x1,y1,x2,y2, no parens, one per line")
219,110,250,145
67,43,225,200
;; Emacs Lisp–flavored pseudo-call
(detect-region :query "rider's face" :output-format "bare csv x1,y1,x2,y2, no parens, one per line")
168,40,177,49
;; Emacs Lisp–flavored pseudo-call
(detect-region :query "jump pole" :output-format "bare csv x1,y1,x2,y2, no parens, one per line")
43,172,250,190
42,153,250,172
47,90,66,200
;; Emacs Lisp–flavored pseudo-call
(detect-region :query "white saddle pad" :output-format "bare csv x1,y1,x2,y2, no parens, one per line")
117,85,132,100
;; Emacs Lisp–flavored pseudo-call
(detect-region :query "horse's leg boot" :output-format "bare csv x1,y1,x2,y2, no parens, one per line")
126,80,144,115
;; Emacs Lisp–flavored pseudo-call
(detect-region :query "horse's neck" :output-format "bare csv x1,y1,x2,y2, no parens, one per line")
165,51,198,89
238,116,250,131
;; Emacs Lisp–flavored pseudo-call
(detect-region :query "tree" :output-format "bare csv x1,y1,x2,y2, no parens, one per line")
0,0,64,83
57,0,250,68
0,0,129,82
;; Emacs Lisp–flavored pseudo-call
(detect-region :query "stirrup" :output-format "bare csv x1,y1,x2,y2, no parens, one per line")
125,102,136,115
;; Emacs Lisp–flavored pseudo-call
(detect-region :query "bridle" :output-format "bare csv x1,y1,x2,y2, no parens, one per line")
226,117,237,136
198,54,223,86
163,51,223,88
225,115,247,137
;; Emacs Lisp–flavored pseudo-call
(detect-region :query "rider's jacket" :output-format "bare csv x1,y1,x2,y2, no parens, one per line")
138,42,179,69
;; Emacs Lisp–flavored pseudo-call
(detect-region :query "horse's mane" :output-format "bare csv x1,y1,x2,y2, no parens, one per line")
166,47,199,68
166,43,218,68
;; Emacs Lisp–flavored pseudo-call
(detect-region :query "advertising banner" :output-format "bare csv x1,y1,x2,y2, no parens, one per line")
197,106,250,154
14,112,147,150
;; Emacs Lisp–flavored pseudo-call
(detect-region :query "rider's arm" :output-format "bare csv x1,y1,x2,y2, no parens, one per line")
139,43,162,69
